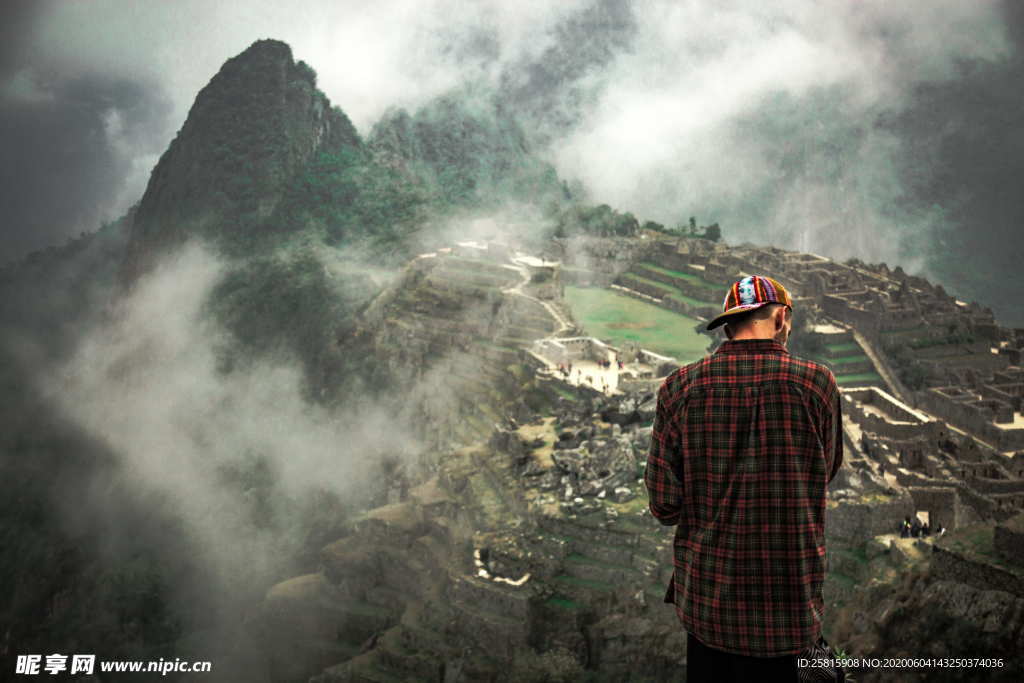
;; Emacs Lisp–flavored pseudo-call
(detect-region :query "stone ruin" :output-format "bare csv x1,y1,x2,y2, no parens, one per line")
255,232,1024,679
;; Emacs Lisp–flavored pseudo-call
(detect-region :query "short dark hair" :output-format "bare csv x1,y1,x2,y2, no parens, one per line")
724,303,790,336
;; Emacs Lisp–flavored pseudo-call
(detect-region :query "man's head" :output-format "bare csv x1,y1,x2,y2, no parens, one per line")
722,303,792,344
706,275,794,346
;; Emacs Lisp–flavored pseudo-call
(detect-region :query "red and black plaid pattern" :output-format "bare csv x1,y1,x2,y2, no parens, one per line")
645,338,843,657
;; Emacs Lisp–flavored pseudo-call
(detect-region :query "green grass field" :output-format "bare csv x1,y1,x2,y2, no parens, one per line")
564,286,709,363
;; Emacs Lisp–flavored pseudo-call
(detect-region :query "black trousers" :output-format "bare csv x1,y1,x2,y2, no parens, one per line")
686,632,798,683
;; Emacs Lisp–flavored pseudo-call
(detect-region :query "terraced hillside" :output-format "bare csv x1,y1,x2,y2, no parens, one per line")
614,260,720,319
259,388,692,683
357,248,562,447
805,326,887,389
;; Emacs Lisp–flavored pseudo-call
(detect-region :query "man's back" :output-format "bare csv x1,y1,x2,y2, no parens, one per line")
645,338,843,657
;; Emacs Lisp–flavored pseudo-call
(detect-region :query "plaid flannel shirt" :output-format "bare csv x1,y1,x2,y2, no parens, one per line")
645,338,843,656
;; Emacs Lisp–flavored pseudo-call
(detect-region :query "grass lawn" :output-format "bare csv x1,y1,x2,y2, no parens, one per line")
564,286,709,363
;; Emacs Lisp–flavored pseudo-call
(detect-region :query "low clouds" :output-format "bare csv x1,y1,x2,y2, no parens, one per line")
0,0,586,262
0,70,171,263
551,1,1010,266
39,243,420,600
3,0,1023,322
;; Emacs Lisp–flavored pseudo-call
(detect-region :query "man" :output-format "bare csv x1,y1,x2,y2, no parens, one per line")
645,275,843,682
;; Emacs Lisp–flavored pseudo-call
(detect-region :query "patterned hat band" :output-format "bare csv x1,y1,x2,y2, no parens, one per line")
706,275,792,331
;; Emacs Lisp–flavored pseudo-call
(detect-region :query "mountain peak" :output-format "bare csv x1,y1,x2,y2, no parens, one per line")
121,39,358,284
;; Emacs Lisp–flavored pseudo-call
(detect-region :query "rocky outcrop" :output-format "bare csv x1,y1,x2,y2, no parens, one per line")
835,570,1024,683
122,39,360,283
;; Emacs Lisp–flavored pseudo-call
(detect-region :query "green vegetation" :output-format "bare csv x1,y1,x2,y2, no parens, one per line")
942,524,996,560
553,575,616,592
907,332,976,349
544,596,584,611
620,272,717,308
881,339,932,390
206,248,383,403
650,216,723,242
269,145,429,251
825,341,861,354
667,292,717,308
552,385,580,402
836,372,884,385
830,354,870,365
369,91,563,212
550,203,640,238
564,286,709,362
623,272,677,295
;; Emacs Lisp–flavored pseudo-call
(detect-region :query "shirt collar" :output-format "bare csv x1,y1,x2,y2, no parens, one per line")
714,338,790,355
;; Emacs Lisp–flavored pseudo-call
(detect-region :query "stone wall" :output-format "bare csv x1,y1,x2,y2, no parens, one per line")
618,377,664,394
616,273,672,301
842,389,941,441
659,294,717,320
970,477,1024,495
844,387,924,423
647,248,690,274
907,486,960,531
821,295,877,334
636,266,720,304
894,469,1016,524
533,337,612,364
825,493,916,542
994,519,1024,568
704,261,737,283
931,545,1024,597
918,389,1024,451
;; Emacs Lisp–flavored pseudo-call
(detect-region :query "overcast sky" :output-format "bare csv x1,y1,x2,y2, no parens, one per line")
3,0,1023,325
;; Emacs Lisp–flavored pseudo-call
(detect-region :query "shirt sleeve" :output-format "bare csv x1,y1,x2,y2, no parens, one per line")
644,379,683,526
822,373,844,483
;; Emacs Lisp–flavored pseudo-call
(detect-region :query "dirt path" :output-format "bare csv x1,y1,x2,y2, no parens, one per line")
502,257,573,338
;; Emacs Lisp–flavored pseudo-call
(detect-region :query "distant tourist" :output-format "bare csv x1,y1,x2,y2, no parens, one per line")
921,522,930,537
937,525,946,538
646,275,846,681
900,517,911,538
911,518,922,538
